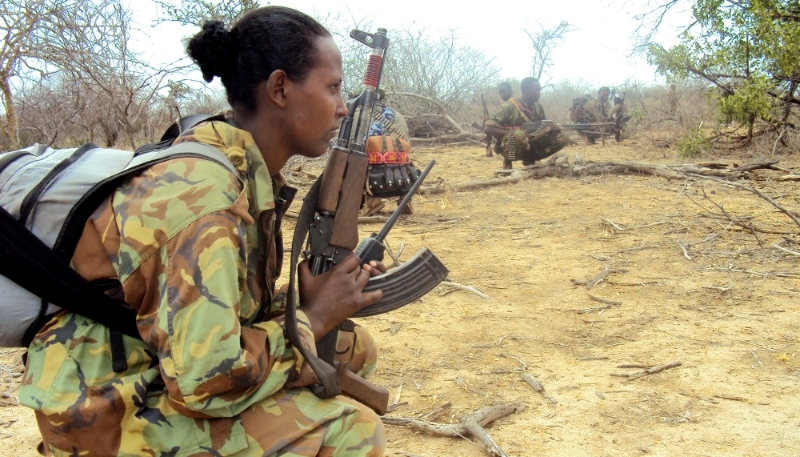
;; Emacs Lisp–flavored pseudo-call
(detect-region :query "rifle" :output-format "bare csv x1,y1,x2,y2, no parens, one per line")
520,120,617,139
472,93,493,156
284,28,448,416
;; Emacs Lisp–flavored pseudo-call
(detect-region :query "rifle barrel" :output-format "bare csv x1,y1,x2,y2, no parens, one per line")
375,159,435,242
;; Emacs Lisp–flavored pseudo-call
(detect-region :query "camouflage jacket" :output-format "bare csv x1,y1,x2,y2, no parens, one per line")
580,98,611,123
19,116,326,455
485,97,547,128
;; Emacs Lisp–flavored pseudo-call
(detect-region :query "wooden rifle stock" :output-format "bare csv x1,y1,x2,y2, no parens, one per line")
337,362,389,415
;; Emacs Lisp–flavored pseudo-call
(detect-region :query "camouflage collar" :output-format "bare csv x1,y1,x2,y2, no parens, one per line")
173,112,277,215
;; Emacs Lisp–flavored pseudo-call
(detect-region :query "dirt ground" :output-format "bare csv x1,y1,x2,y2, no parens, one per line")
2,135,799,457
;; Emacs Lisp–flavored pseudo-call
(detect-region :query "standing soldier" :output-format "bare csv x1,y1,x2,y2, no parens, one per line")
484,77,570,169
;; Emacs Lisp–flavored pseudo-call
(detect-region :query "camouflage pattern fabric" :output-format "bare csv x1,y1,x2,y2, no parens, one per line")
19,113,385,456
485,96,546,129
501,129,570,165
486,98,568,164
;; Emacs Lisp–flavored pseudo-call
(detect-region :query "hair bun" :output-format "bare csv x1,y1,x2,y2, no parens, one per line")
187,20,233,82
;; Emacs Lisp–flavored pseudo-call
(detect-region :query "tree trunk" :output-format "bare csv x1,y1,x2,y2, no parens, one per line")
0,76,20,147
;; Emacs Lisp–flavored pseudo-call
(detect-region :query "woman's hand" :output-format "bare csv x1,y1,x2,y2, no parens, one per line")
298,254,384,341
362,260,387,277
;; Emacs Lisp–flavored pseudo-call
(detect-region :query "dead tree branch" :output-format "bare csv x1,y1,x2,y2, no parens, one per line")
610,361,683,380
418,155,784,196
383,404,527,457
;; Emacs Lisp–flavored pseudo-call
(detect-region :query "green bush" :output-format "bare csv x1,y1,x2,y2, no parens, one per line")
675,126,709,157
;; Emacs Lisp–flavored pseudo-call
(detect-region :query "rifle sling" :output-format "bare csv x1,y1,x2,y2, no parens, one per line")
284,175,341,399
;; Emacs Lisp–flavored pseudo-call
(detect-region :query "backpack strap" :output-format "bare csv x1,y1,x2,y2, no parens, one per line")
0,204,140,343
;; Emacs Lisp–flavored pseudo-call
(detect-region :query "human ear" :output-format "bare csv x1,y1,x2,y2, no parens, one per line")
265,69,289,108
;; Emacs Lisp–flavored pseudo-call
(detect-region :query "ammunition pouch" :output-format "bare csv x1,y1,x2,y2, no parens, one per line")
366,134,421,198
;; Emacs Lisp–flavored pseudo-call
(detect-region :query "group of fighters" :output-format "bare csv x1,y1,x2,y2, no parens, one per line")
483,78,625,169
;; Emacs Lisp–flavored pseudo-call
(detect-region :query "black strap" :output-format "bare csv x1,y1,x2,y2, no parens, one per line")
18,143,97,226
284,176,340,399
109,330,128,372
0,205,140,341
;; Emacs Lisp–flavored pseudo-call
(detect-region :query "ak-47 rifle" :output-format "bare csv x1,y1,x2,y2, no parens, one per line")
520,120,617,139
470,93,494,156
284,28,448,416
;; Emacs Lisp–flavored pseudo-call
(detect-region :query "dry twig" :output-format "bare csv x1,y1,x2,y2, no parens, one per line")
520,373,557,404
439,281,490,299
383,404,527,457
611,361,682,380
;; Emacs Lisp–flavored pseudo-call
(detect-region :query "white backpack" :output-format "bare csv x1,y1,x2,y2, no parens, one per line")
0,116,235,351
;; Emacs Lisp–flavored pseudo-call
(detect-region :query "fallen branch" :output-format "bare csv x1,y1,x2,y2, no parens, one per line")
417,154,785,195
610,361,682,380
587,294,623,306
602,218,627,232
773,243,800,256
439,281,490,299
520,373,557,404
687,173,800,230
383,404,527,457
388,92,464,134
586,265,611,289
677,238,693,261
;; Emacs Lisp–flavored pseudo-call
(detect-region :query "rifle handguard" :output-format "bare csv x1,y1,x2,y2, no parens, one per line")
353,247,449,317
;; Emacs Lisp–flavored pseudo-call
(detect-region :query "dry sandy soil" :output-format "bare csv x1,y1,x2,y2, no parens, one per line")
2,136,799,457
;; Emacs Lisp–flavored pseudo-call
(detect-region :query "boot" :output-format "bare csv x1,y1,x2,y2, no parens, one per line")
503,158,512,170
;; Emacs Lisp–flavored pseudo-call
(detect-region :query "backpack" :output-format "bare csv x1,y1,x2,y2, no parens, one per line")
0,115,236,354
569,95,594,123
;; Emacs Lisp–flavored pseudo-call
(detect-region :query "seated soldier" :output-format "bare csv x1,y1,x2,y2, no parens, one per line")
570,86,612,144
484,77,570,170
486,81,514,156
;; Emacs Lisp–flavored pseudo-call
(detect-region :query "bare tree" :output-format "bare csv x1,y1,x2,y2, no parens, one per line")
153,0,259,26
523,21,575,83
40,0,185,148
382,29,500,136
0,0,65,147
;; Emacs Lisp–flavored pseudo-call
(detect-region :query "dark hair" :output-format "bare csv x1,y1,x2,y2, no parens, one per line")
498,81,512,91
520,77,539,91
599,86,611,94
186,6,331,113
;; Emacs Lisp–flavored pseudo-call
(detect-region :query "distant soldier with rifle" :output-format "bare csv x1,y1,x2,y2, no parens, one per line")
484,77,570,169
18,7,401,456
475,82,513,157
570,86,625,144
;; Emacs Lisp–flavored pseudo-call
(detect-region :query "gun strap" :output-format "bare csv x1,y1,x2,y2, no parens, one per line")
285,175,341,399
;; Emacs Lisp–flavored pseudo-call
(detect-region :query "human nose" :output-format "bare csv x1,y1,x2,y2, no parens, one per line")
335,93,347,119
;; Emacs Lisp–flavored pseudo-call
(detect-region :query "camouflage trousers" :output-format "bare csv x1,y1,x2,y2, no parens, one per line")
248,326,384,457
502,130,570,165
22,316,384,457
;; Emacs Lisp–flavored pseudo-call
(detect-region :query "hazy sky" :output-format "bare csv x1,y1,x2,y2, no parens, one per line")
129,0,693,88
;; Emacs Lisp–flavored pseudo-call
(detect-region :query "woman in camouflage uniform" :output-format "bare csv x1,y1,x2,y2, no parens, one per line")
20,7,387,457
